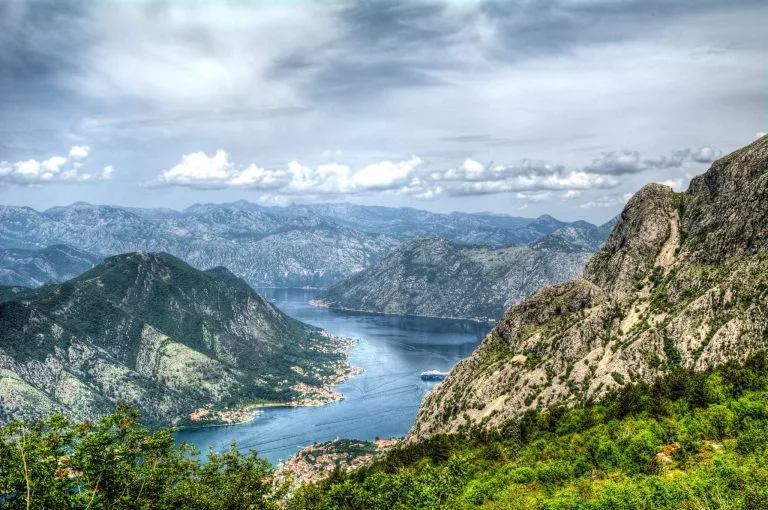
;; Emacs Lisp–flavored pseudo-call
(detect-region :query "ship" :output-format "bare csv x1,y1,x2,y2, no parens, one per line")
420,369,450,381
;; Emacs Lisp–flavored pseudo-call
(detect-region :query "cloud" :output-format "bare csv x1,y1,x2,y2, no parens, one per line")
0,145,115,186
153,151,423,194
656,178,684,191
152,149,623,199
154,150,236,188
584,147,722,175
152,142,725,200
68,145,90,159
1,0,763,220
579,192,635,209
0,146,113,186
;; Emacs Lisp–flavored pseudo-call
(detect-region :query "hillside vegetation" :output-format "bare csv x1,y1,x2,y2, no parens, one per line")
4,354,768,509
0,252,352,426
288,354,768,509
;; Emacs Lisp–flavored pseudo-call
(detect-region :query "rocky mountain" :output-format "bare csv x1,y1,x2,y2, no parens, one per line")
0,202,600,288
0,203,399,288
0,252,352,426
0,244,102,287
315,236,596,322
529,217,617,252
283,204,586,245
411,135,768,439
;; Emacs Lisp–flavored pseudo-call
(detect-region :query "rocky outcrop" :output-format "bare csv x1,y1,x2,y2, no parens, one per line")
0,252,350,425
411,135,768,439
584,184,678,299
316,236,596,321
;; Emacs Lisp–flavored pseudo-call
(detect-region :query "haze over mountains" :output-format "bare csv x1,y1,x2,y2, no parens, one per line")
0,201,609,289
0,244,101,287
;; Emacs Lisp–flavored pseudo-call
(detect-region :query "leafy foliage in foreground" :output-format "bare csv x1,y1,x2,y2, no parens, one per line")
288,354,768,509
0,405,282,510
5,355,768,509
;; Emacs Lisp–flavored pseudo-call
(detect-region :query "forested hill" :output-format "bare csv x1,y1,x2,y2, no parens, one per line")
0,251,351,426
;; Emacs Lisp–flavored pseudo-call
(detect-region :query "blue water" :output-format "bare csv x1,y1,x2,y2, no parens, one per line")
175,288,489,465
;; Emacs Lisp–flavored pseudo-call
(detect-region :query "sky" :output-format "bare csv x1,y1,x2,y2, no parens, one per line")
0,0,766,223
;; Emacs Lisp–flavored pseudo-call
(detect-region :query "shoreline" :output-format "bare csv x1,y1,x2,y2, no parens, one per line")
180,332,363,430
308,299,497,324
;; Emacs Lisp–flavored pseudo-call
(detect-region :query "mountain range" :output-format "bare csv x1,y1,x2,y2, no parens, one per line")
0,244,102,287
0,202,606,288
315,233,603,322
411,134,768,439
0,252,351,426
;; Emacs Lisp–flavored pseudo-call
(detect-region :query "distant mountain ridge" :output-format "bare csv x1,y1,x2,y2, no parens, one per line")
316,235,600,322
0,202,604,287
0,252,351,426
0,244,102,287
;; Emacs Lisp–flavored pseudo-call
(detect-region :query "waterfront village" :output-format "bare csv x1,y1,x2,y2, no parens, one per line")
187,331,363,426
275,438,402,489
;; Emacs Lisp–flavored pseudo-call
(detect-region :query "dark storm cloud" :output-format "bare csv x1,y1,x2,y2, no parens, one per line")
482,0,767,61
0,1,87,81
583,147,722,176
271,0,767,103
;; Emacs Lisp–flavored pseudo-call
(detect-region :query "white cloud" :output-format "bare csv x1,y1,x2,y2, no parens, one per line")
756,132,767,140
153,151,425,194
43,156,67,172
155,150,235,187
579,192,634,209
68,145,91,159
562,190,583,201
152,144,724,200
0,146,113,186
656,178,684,191
514,191,552,203
352,157,423,190
153,149,620,199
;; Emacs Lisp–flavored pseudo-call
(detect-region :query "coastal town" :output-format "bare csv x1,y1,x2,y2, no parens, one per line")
275,437,402,490
290,332,364,406
186,331,362,426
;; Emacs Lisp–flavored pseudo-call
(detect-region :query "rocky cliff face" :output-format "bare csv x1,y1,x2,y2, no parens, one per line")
411,135,768,439
0,244,102,287
316,236,596,322
0,252,348,426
